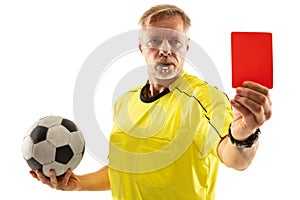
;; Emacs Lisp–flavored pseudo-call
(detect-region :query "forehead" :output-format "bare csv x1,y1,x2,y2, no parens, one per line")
147,15,185,33
141,27,185,40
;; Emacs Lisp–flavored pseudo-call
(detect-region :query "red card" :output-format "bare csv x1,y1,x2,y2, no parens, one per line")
231,32,273,88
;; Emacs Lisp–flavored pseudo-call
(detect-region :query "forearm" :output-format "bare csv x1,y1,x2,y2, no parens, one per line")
77,165,110,191
218,136,259,171
220,80,271,170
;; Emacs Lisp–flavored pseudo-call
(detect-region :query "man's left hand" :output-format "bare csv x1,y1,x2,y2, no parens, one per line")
230,81,272,140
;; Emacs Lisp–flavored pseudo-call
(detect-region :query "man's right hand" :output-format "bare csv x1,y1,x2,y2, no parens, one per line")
30,168,81,191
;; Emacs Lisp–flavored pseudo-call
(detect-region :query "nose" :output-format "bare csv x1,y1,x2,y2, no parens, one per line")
159,40,171,56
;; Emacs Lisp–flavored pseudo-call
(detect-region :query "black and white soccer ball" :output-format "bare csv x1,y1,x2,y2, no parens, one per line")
22,115,85,178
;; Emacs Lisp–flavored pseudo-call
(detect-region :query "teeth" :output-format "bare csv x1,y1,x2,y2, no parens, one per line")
161,64,169,73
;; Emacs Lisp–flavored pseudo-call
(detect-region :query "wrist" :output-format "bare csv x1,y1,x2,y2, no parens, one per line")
230,127,257,141
228,125,261,148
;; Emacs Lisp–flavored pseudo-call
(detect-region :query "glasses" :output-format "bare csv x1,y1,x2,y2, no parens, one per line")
140,27,188,53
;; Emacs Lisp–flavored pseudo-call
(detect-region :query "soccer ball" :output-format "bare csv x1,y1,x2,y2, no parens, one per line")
21,115,85,178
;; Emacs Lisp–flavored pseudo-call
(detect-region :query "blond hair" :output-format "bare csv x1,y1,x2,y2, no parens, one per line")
138,4,191,32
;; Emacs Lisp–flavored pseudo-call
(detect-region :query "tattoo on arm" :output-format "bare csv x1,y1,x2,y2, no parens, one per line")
237,147,252,164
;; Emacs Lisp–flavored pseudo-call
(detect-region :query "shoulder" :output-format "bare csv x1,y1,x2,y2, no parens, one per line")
172,72,227,99
113,83,145,110
172,72,231,113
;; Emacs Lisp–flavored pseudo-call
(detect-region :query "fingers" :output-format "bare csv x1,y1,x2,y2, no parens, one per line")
49,169,59,189
230,98,262,130
243,81,272,120
31,169,73,191
231,81,272,127
35,170,54,187
33,170,58,189
61,168,72,190
242,81,269,96
30,170,39,180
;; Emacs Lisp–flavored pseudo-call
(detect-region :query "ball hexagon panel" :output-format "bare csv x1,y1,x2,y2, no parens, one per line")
21,136,34,160
38,115,63,128
47,125,70,147
69,132,85,154
33,140,56,165
67,153,84,170
43,162,66,177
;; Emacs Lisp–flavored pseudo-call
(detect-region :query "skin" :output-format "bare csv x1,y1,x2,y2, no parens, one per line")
139,15,188,96
219,81,272,170
30,14,272,190
30,165,110,190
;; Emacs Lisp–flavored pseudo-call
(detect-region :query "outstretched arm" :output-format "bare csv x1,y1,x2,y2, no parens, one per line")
30,165,110,191
218,81,272,170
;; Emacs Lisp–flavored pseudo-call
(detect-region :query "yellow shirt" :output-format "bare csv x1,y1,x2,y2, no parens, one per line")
109,72,233,200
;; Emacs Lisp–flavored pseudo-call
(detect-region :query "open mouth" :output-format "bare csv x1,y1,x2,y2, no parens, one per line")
158,63,174,73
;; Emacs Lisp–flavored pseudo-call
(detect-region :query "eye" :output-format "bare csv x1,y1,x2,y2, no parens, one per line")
169,39,182,48
148,38,162,47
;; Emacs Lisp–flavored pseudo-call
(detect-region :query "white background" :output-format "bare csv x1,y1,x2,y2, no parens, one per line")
1,0,299,199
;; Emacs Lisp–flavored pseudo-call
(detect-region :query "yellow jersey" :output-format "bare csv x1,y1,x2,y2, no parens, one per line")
109,72,233,199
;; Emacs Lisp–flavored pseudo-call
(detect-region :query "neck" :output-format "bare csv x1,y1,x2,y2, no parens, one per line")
148,83,168,97
148,73,181,97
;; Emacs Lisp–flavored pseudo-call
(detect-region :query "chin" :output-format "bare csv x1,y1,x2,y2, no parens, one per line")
154,70,180,80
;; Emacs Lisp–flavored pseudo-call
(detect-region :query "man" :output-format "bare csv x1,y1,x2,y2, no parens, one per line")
30,4,272,200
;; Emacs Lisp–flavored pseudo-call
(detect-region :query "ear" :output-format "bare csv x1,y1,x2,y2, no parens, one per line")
186,44,189,52
139,43,143,54
186,38,190,51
